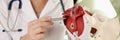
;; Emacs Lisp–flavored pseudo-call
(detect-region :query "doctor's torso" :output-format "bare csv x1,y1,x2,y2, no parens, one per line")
0,0,73,40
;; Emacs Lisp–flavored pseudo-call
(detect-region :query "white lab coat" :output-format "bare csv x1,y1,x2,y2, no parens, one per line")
0,0,73,40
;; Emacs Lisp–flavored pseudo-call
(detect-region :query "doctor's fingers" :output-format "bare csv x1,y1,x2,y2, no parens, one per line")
33,26,47,34
34,27,47,39
35,33,46,40
29,27,47,40
29,16,51,24
30,33,46,40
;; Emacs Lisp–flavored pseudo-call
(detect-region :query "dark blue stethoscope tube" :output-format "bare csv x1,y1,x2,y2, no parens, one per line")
60,0,65,12
8,0,22,10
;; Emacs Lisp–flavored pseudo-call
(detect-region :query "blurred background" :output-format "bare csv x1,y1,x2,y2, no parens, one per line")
111,0,120,40
111,0,120,20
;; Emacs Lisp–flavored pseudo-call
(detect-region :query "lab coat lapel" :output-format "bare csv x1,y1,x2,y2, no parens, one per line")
21,0,61,23
39,0,62,18
0,0,9,30
19,0,38,35
22,0,61,19
21,0,37,20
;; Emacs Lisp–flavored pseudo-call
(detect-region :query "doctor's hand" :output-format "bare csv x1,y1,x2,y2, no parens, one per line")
21,17,53,40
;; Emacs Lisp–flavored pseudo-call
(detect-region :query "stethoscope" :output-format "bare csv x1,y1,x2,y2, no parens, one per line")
2,0,22,32
0,0,22,40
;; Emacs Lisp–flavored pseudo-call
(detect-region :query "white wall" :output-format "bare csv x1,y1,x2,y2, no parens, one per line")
79,0,117,18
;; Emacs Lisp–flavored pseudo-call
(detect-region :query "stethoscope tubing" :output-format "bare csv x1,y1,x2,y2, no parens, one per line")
0,0,22,40
8,0,22,10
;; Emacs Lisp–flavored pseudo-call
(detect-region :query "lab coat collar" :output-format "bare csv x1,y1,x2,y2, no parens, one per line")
39,0,61,18
21,0,61,20
28,0,61,18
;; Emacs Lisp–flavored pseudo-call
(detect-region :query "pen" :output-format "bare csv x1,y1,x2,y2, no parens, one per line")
51,17,66,21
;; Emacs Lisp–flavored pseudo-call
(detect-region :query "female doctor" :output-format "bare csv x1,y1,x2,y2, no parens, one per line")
0,0,73,40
